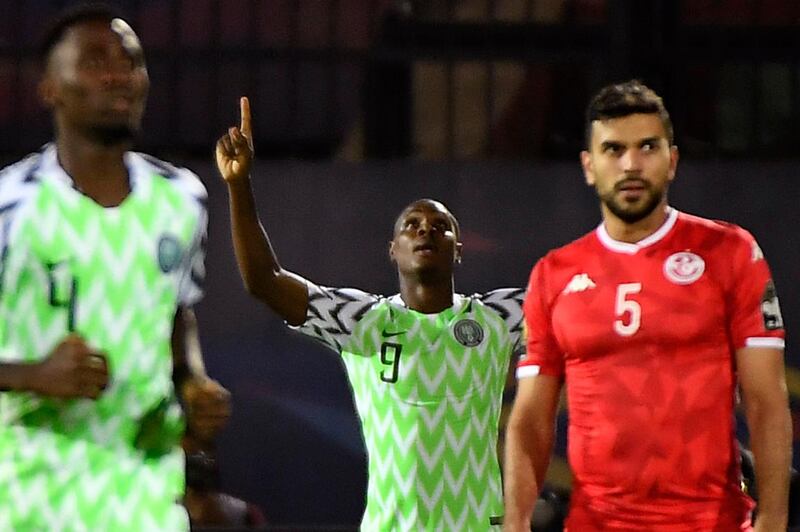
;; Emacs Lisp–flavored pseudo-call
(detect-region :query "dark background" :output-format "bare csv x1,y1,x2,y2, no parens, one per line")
194,159,800,525
2,0,800,527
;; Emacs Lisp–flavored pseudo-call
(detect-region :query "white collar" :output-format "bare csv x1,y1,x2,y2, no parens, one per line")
36,143,145,193
387,293,465,315
596,207,679,254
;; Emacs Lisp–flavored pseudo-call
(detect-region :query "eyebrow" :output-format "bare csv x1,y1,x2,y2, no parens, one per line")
400,210,453,228
600,136,662,150
638,136,661,146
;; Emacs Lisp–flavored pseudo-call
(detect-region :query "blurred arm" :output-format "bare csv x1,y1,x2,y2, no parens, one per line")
503,374,562,531
736,345,791,531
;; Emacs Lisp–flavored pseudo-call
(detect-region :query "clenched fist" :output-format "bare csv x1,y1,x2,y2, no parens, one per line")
181,376,231,442
30,334,109,399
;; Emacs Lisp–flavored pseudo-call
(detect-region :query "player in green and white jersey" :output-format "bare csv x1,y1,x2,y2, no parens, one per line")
216,99,524,530
0,5,230,531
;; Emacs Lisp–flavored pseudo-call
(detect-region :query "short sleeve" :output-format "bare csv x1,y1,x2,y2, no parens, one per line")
290,281,380,353
519,258,565,379
479,287,526,355
727,230,785,350
177,203,207,306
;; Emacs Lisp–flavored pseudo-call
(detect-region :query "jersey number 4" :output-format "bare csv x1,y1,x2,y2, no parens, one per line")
46,262,78,333
614,283,641,336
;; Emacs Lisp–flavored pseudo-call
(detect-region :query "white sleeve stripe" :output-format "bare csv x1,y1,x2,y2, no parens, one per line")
516,365,541,379
745,337,785,349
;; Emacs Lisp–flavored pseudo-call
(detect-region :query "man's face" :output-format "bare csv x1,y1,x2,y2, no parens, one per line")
581,113,678,224
390,201,462,278
40,18,149,145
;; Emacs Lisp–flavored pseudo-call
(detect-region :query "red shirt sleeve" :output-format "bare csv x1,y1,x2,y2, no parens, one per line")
726,227,785,350
519,257,565,378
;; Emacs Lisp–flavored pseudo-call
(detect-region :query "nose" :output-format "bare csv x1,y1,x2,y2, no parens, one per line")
417,219,435,236
620,148,643,173
101,61,134,87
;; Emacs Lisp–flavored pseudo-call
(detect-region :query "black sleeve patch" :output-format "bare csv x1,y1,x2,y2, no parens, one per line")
761,279,784,330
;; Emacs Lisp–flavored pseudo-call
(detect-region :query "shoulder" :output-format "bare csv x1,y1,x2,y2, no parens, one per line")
128,152,208,207
474,288,525,307
676,211,757,253
0,149,46,215
309,284,382,304
470,289,525,325
540,230,597,266
528,230,596,283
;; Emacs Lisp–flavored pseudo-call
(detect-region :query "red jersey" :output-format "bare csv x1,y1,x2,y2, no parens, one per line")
520,208,785,531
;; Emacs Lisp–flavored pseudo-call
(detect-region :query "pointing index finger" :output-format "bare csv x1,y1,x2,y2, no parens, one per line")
240,96,252,138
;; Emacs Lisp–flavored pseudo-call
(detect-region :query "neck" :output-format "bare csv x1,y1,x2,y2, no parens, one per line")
601,202,670,244
398,274,454,314
55,133,131,207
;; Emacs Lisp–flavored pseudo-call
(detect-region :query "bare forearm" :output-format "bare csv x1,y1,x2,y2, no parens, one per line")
504,416,554,530
226,178,308,324
0,362,38,392
226,178,281,296
747,397,792,528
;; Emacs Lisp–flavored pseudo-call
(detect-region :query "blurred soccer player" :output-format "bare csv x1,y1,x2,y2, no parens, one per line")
504,80,791,531
0,4,230,530
216,97,524,530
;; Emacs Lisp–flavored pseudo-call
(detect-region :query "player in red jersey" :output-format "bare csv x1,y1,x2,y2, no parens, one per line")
503,80,791,531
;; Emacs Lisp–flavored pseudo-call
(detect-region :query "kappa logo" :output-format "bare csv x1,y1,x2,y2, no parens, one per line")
663,251,705,285
562,273,596,294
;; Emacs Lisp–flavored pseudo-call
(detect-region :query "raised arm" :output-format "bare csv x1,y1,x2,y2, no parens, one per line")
215,97,308,325
503,374,562,531
736,345,791,531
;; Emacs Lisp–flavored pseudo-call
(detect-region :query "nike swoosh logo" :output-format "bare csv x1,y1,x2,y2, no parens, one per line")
381,330,406,338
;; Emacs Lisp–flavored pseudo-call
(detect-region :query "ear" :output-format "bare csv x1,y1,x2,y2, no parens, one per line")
388,240,396,263
667,145,679,182
580,150,595,186
454,241,463,264
38,77,56,109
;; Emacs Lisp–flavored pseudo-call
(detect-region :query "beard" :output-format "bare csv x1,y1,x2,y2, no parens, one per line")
85,123,138,147
597,177,666,224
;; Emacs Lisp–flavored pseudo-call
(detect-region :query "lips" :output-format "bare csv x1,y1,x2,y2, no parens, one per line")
616,178,648,192
109,95,134,110
413,242,438,253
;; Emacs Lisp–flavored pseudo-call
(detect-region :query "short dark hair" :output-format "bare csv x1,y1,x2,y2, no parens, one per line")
38,2,122,65
584,80,674,148
393,199,460,239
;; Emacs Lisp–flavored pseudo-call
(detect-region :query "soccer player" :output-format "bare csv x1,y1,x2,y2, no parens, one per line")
0,5,230,531
216,97,524,530
503,80,792,531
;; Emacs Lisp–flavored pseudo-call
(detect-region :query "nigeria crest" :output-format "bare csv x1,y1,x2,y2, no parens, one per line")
157,234,183,273
453,319,484,347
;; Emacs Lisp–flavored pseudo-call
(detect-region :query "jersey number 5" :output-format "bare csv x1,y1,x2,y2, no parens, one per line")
614,283,641,336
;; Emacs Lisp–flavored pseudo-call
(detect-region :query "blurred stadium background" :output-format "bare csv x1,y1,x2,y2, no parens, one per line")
2,0,800,529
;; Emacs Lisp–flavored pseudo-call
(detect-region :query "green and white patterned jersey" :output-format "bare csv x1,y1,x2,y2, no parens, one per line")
295,282,524,531
0,144,207,531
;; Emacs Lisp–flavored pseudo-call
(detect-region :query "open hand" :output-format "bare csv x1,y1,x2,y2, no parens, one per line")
215,96,254,183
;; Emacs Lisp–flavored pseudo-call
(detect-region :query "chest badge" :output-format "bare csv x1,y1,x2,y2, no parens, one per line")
453,319,484,347
663,251,705,285
157,234,183,273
